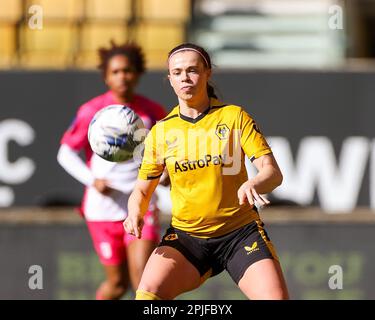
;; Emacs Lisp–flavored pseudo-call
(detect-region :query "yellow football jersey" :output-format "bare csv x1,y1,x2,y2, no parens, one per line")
138,98,272,238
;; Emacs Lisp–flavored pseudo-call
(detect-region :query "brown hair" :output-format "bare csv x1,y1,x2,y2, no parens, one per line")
97,40,145,77
168,43,218,99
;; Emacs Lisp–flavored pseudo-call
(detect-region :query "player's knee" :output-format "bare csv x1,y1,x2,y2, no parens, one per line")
135,289,162,300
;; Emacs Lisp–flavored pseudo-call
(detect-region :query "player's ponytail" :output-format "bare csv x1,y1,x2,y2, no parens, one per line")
207,83,218,99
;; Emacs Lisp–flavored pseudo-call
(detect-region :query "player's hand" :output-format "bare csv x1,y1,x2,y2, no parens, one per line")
93,179,113,195
123,214,144,239
238,181,270,208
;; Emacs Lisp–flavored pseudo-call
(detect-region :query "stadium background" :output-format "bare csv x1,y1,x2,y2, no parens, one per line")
1,0,375,299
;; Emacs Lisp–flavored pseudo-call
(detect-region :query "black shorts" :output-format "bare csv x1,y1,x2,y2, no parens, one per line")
159,220,279,284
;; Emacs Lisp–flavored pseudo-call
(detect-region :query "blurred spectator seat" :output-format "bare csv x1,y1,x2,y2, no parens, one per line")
135,21,185,69
136,0,190,22
25,0,84,21
76,23,128,69
20,23,77,68
85,0,132,21
0,23,16,68
0,0,21,68
0,0,22,22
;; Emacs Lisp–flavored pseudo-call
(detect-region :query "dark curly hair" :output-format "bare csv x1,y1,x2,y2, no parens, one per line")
97,40,146,77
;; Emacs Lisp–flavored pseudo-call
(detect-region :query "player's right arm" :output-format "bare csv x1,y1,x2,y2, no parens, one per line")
124,178,160,238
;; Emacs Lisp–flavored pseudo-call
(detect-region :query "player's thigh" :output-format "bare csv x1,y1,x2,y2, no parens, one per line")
238,258,289,300
138,246,202,300
225,220,288,299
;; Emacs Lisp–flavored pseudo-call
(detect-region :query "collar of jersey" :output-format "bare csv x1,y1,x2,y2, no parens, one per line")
178,98,222,124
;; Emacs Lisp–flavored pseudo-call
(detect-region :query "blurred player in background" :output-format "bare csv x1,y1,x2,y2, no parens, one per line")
124,43,289,300
57,41,167,300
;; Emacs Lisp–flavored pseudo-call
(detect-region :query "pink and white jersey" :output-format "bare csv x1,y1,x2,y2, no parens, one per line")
61,91,166,221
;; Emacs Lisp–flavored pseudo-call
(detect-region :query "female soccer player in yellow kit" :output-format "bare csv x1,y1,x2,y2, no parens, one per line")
124,43,289,300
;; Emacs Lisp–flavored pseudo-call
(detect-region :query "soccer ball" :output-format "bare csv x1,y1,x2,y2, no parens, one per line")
88,105,145,162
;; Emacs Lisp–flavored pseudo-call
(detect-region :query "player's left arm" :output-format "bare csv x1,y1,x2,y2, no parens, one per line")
238,153,283,207
237,108,283,207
